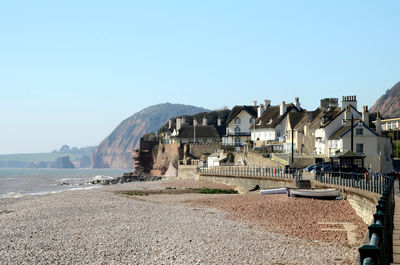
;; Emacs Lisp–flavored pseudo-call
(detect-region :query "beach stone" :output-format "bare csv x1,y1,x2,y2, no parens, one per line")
0,180,362,264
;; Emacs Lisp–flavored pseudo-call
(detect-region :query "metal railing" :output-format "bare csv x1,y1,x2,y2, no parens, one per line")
198,166,396,264
225,132,251,136
358,174,395,265
198,165,301,179
316,172,391,195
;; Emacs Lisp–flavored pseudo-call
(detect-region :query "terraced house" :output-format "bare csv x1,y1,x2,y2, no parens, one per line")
222,104,257,147
250,97,304,152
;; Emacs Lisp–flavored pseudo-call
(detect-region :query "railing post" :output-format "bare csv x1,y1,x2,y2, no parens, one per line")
358,245,380,265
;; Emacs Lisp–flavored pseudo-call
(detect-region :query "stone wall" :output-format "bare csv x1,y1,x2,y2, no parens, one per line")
177,165,199,180
154,143,182,174
188,143,221,158
177,165,379,225
313,181,379,224
197,174,297,194
234,151,281,168
345,189,379,225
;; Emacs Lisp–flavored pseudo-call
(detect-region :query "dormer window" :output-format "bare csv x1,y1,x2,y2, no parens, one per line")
267,119,273,125
234,118,241,124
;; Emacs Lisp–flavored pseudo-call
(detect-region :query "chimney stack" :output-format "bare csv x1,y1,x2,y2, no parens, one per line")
253,100,257,107
176,118,182,131
181,116,186,125
362,106,369,126
376,112,382,135
280,101,286,116
264,100,271,109
257,104,264,118
342,95,357,111
294,97,301,110
217,118,222,126
168,119,172,129
202,117,207,126
344,105,351,122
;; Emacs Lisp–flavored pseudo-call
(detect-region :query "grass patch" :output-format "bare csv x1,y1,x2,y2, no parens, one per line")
189,188,238,194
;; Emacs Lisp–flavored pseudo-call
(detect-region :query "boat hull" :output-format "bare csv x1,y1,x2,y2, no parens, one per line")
260,188,287,195
290,188,340,198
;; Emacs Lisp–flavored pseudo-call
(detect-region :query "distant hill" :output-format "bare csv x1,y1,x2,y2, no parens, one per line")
371,81,400,118
0,145,96,168
90,103,210,168
52,145,97,156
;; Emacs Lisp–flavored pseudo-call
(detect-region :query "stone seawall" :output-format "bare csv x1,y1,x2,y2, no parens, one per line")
313,182,379,225
188,143,221,158
198,174,297,194
177,165,379,226
177,165,198,180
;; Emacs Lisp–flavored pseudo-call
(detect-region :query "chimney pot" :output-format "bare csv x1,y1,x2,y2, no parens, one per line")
280,101,287,115
202,117,207,126
376,112,382,134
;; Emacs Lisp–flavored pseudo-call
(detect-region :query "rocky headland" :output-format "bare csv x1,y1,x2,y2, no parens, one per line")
371,81,400,117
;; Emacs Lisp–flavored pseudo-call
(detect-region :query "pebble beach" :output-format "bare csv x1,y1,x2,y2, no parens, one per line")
0,180,366,264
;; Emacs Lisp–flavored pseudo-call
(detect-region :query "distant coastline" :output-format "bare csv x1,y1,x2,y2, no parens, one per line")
0,168,129,199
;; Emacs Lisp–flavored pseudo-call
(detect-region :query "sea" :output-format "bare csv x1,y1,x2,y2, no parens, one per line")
0,168,130,199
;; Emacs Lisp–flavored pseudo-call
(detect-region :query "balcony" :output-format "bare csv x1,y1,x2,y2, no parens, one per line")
225,132,251,136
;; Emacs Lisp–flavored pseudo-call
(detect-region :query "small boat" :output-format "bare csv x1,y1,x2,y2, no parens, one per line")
260,188,288,195
290,188,340,198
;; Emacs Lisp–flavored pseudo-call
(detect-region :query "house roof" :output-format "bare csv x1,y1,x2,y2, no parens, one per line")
225,105,257,125
288,112,308,130
319,105,361,128
332,150,365,158
329,120,381,140
307,108,326,129
329,123,353,140
254,103,302,129
174,125,220,139
215,126,226,138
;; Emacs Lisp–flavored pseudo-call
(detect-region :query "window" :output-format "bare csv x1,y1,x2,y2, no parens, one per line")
250,118,254,124
356,128,363,135
234,118,241,124
356,143,364,154
235,127,241,134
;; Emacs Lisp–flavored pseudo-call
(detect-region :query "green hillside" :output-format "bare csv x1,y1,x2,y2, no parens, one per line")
0,153,81,163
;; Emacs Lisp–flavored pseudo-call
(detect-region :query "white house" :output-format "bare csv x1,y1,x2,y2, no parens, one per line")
315,96,361,156
328,106,393,173
207,153,227,168
250,98,303,152
372,117,400,131
222,105,257,146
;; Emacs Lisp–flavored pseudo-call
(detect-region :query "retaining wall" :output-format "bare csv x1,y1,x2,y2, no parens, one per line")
177,165,198,180
198,174,297,193
177,165,380,225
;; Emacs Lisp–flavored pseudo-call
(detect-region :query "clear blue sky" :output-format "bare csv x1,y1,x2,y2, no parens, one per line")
1,0,399,154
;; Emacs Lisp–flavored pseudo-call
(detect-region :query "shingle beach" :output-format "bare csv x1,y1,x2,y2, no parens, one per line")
0,180,365,264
